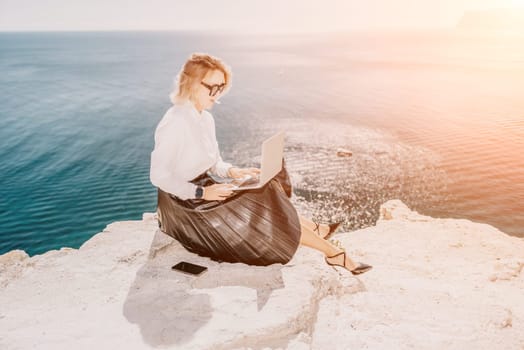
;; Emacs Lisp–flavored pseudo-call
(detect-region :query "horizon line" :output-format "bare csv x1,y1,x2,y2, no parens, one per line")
0,27,456,36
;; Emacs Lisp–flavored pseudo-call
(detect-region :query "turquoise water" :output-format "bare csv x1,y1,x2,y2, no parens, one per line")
1,31,523,256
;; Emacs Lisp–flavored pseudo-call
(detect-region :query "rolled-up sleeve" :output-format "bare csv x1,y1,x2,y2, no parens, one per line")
149,119,197,200
210,144,234,178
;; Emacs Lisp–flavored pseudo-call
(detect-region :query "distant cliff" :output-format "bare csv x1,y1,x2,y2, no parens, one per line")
457,9,524,34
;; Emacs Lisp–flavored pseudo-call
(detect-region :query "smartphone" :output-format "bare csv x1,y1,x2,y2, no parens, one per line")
171,261,208,276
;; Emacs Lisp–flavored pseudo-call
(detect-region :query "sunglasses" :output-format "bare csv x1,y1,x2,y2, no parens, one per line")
201,81,226,97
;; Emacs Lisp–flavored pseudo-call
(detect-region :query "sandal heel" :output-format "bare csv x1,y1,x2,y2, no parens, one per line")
313,220,343,239
325,251,373,275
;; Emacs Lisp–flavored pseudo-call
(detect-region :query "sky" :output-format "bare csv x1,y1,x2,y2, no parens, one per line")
1,0,523,33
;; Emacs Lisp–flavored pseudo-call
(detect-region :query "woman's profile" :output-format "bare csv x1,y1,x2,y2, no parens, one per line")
149,52,372,275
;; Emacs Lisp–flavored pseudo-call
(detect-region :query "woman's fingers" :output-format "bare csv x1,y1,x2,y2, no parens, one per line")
241,167,260,173
205,184,235,200
247,168,261,177
229,167,261,179
217,184,235,196
230,168,245,179
238,167,260,177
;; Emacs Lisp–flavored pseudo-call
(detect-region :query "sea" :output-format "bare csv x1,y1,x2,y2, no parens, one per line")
1,30,523,256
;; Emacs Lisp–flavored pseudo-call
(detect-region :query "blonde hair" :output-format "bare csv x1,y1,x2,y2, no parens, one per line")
169,52,232,105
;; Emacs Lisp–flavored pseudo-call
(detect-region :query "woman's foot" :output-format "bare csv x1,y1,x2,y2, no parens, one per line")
313,221,343,240
325,250,373,275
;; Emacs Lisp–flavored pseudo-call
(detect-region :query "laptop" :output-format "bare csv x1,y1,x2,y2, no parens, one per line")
229,131,285,191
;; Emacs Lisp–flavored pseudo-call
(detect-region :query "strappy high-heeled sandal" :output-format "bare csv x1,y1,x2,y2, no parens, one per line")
313,220,343,240
325,251,373,275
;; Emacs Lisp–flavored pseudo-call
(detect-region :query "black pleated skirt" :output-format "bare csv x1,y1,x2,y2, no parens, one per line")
156,158,301,266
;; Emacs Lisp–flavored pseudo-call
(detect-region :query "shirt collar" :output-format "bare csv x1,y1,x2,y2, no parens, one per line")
182,99,204,117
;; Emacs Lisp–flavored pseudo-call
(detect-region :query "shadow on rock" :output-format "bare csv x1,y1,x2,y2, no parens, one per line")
123,229,288,348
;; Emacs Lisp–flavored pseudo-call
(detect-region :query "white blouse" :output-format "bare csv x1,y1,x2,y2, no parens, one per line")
149,100,234,200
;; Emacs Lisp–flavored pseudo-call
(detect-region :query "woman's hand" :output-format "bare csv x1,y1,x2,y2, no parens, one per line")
228,167,261,179
203,184,236,201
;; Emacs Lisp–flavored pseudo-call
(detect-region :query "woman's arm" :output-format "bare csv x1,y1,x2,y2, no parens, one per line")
208,141,260,180
206,114,234,177
208,141,234,177
149,120,198,200
205,113,258,179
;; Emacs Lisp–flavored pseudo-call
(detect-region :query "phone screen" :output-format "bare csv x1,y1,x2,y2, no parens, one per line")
171,261,208,276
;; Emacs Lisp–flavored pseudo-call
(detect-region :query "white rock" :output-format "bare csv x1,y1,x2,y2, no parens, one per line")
1,201,523,349
336,148,353,157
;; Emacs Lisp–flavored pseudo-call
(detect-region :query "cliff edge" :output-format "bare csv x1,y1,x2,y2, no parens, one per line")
1,200,523,349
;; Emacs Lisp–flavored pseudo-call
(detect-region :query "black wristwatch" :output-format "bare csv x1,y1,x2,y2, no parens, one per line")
195,186,204,199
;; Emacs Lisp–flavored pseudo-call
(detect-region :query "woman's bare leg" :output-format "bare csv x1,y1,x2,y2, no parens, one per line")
298,214,330,237
298,222,358,271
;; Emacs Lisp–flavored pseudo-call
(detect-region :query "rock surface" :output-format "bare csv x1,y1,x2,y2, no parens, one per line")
1,200,523,349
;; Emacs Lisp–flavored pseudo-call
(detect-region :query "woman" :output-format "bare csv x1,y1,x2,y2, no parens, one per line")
150,53,372,274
